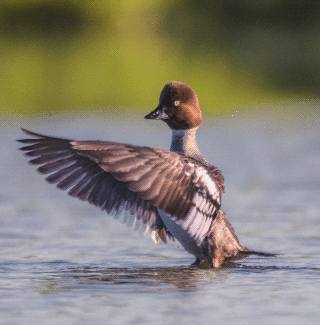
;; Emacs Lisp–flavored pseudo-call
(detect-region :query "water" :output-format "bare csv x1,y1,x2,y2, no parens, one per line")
1,107,320,324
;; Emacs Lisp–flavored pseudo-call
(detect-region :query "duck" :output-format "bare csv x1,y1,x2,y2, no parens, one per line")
18,81,273,268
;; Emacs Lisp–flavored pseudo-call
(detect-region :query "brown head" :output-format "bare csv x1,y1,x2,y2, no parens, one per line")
145,81,202,130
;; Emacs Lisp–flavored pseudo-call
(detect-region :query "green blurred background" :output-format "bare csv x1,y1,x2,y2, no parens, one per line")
1,0,320,116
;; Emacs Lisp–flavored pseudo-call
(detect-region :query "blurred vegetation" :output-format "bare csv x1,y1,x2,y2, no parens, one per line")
1,0,320,116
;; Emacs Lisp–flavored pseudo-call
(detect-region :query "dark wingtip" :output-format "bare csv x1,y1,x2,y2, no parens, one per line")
18,128,72,142
20,128,44,137
17,128,44,144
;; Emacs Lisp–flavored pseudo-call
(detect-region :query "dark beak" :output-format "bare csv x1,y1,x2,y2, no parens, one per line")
144,105,169,120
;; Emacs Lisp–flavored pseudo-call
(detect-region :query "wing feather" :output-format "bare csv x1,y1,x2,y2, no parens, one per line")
18,129,224,244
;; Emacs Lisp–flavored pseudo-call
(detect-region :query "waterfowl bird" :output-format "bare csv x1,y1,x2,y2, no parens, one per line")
18,81,272,268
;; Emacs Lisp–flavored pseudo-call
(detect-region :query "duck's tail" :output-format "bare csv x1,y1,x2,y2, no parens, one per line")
202,210,276,268
239,250,277,257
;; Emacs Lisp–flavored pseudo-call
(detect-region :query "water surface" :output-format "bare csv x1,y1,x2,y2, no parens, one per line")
1,107,320,324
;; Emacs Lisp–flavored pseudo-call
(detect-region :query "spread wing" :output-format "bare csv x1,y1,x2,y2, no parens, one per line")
18,128,224,244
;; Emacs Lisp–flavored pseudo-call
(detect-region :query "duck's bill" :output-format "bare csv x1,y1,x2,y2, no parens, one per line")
144,105,169,120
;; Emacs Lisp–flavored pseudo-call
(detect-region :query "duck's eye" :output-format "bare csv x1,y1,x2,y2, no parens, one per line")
174,100,180,106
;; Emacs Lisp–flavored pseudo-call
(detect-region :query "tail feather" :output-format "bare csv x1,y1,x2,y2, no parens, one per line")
240,250,277,257
202,210,276,267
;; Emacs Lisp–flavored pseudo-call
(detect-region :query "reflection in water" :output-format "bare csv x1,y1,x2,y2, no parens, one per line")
71,266,229,290
38,265,229,293
95,267,227,289
36,256,319,296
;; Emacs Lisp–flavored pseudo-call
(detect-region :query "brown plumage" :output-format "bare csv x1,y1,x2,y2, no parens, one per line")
18,81,275,267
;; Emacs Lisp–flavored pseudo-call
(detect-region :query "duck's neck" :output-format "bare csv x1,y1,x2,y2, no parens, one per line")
170,128,208,164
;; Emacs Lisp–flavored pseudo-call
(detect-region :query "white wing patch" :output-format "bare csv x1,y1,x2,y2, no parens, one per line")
159,164,220,252
192,164,221,204
158,209,204,259
174,192,215,245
